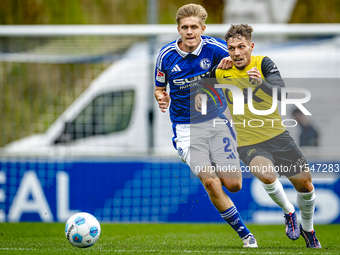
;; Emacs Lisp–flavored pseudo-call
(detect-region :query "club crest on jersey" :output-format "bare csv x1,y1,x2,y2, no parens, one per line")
200,58,211,70
156,69,165,83
178,147,183,156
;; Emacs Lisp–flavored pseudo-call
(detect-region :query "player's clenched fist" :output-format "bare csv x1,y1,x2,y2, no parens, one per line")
194,93,207,112
157,91,170,113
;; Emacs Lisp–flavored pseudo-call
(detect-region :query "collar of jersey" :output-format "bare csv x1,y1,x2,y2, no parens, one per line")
175,37,203,58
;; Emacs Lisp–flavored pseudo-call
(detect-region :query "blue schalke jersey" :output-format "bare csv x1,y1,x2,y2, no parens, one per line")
155,36,229,124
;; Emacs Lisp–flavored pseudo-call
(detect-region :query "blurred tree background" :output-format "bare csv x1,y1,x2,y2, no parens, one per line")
1,0,340,25
290,0,340,23
0,0,224,24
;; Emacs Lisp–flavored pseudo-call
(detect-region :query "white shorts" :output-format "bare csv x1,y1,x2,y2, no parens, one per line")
172,117,241,176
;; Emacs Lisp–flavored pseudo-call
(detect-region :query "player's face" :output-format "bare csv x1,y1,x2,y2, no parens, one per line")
227,36,254,70
177,16,206,53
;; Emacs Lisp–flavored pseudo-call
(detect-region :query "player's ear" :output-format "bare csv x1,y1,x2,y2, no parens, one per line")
201,25,206,35
177,26,180,34
251,42,254,52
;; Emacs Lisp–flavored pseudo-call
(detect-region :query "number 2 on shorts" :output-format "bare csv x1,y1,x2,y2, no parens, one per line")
223,137,236,153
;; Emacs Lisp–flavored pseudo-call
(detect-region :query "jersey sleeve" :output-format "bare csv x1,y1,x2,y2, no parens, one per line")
155,68,167,87
211,37,230,63
259,57,285,100
155,49,168,87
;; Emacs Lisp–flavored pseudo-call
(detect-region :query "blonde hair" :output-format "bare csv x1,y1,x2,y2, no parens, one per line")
176,4,207,26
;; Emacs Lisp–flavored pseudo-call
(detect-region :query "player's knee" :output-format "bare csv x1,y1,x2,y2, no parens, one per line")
203,178,221,194
227,183,241,193
259,177,277,185
222,179,242,193
296,178,314,193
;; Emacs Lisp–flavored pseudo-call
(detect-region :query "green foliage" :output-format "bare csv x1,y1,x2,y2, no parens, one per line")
159,0,224,24
0,0,224,25
0,0,148,24
290,0,340,23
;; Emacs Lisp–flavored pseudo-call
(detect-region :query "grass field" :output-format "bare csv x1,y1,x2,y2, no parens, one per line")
0,223,338,254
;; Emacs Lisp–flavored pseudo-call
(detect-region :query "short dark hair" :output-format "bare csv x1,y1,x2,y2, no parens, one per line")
225,24,253,43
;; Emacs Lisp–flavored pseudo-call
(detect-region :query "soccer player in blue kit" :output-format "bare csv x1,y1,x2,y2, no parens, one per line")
154,4,258,248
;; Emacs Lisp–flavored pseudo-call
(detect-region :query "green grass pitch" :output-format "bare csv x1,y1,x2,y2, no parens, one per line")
0,223,338,254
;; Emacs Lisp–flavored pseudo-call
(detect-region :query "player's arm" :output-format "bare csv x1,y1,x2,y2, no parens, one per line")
154,64,170,113
217,56,233,70
247,57,285,100
154,86,170,113
195,66,217,112
260,57,285,100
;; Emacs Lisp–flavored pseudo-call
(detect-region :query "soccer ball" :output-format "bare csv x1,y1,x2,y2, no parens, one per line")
65,212,101,248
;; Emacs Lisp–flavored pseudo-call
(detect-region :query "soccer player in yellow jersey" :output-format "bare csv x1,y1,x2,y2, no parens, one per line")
196,24,321,248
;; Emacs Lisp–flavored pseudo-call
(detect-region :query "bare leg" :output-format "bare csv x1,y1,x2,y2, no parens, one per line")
198,166,234,211
217,167,242,193
197,166,257,247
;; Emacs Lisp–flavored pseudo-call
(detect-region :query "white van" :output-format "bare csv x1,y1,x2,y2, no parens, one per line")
2,40,176,157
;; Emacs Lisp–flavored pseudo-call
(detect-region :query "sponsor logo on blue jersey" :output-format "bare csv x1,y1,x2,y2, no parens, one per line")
155,36,230,124
173,71,209,87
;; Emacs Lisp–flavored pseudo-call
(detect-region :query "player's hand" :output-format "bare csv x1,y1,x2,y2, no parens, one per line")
217,56,233,70
157,91,170,113
247,67,263,85
195,93,207,112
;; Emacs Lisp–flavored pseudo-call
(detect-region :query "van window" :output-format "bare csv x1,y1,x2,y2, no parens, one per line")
54,90,134,144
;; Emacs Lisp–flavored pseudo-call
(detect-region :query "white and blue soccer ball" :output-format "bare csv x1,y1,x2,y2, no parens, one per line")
65,212,101,248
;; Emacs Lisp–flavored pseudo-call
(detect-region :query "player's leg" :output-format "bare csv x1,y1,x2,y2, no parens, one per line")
198,169,257,248
272,131,320,247
214,162,242,193
220,175,242,193
198,169,234,211
238,143,299,240
210,117,242,193
248,156,296,215
248,155,299,240
207,118,257,247
175,122,237,213
217,175,257,247
288,169,321,248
